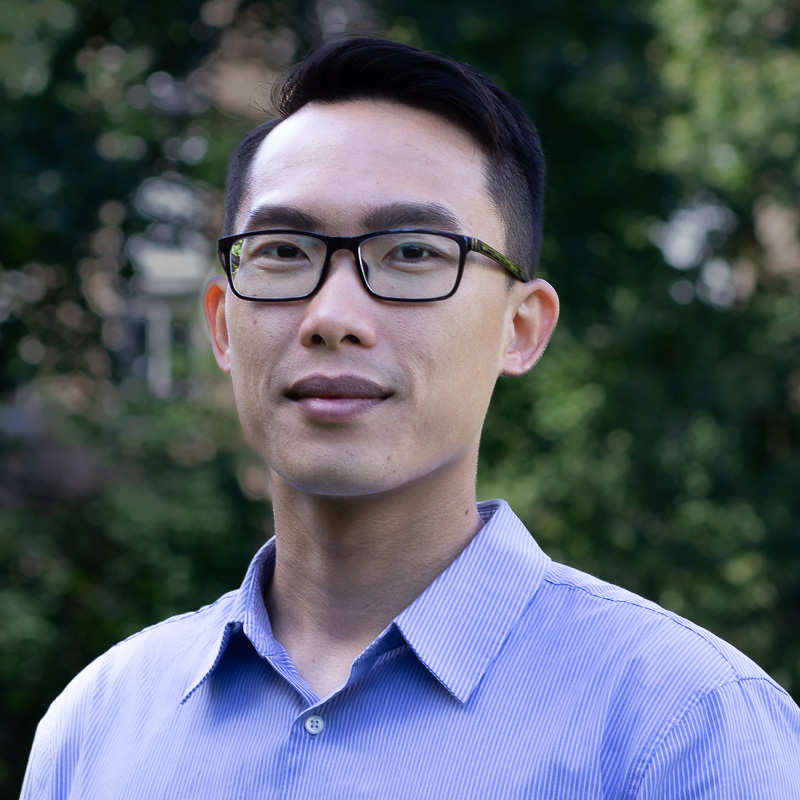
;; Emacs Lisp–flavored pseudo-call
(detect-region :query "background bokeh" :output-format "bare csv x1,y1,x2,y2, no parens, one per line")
1,0,799,791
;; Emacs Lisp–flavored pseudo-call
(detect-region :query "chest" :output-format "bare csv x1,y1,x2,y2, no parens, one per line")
65,647,642,800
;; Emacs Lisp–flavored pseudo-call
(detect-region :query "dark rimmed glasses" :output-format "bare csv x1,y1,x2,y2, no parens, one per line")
216,229,527,302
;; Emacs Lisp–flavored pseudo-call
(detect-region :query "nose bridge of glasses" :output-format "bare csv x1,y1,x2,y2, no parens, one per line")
323,235,369,279
324,234,361,260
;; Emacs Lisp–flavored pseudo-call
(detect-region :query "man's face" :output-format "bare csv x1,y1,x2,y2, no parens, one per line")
206,100,554,498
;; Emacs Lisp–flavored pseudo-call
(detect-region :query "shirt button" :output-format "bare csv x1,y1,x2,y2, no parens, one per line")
304,714,324,735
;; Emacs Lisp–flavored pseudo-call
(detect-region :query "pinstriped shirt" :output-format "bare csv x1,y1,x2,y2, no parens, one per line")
21,500,800,798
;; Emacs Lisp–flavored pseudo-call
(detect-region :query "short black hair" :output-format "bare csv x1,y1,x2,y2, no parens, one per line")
223,37,545,278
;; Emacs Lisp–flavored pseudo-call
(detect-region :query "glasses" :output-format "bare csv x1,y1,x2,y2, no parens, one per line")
216,229,527,302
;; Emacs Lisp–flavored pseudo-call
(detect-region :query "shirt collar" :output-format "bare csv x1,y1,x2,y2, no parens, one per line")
181,539,278,703
394,500,550,703
183,500,549,705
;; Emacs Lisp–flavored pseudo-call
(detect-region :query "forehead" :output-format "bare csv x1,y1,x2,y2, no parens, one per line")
239,100,504,240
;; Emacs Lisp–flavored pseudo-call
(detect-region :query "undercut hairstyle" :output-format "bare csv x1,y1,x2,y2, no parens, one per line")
223,37,546,279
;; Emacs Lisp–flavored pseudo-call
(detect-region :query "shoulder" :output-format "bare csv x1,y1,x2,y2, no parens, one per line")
633,677,800,797
36,591,237,745
21,592,238,798
523,562,800,795
81,590,237,686
537,560,771,684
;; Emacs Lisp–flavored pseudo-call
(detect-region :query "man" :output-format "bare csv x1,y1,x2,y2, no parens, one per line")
22,37,800,798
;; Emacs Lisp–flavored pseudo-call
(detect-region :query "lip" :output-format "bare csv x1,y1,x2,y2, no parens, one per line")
286,374,391,400
285,373,392,421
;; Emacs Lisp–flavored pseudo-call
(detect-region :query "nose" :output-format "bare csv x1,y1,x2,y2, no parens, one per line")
297,250,378,349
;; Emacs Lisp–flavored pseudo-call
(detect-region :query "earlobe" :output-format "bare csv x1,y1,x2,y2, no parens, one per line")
501,279,559,377
203,276,233,374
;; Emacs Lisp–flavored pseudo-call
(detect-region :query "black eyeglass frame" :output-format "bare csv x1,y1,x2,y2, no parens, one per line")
216,228,528,303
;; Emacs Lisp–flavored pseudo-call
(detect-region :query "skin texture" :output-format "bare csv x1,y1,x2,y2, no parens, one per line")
204,100,559,697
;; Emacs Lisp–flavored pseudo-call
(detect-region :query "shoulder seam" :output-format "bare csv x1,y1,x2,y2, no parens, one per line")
108,590,239,650
626,676,792,798
542,574,740,678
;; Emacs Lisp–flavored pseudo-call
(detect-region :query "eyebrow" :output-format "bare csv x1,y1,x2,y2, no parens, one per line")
241,202,463,235
361,202,462,233
242,205,323,233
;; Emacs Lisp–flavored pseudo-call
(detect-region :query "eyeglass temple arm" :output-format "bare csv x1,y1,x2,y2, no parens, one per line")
469,238,527,282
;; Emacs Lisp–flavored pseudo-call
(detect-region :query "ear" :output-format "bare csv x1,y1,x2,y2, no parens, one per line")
501,279,559,377
203,275,233,374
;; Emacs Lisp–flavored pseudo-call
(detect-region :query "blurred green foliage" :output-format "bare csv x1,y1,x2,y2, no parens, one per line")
1,0,799,792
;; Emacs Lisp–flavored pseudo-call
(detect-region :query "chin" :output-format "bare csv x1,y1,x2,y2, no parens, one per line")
278,470,403,499
267,451,404,498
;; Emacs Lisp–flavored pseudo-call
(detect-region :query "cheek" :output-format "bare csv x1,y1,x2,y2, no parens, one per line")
227,312,288,407
229,307,286,362
446,298,509,373
403,304,505,417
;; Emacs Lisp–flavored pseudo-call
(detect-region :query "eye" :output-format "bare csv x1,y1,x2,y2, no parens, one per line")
383,240,452,272
383,240,444,267
255,242,306,260
243,236,316,271
272,243,302,259
360,233,460,282
393,243,430,260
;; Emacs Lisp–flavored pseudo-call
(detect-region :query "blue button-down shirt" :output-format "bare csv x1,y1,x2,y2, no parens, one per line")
21,501,800,798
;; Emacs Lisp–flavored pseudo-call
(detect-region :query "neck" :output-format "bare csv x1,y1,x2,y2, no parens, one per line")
264,455,484,697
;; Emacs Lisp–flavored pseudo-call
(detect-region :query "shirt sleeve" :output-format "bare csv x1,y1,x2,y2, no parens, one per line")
635,678,800,799
19,712,54,800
